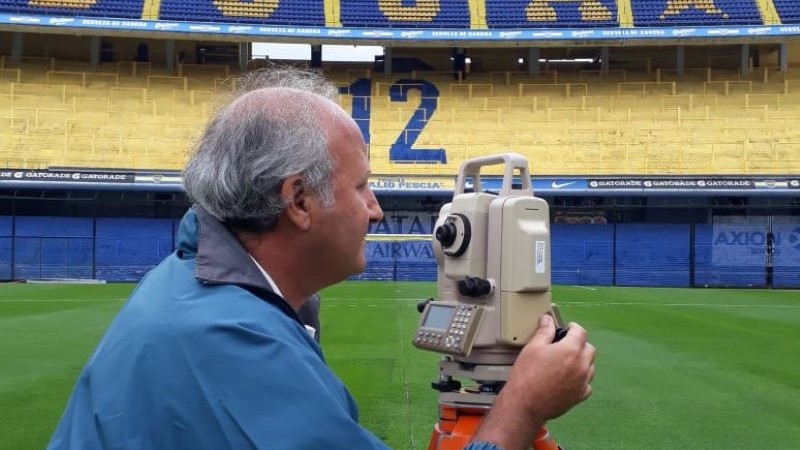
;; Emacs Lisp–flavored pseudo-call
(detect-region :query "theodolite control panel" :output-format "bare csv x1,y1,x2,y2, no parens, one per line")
413,302,484,357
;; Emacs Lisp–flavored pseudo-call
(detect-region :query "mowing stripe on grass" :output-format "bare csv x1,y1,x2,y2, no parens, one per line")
394,300,419,450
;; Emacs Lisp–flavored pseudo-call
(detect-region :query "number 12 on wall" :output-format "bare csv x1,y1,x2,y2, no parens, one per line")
339,78,447,164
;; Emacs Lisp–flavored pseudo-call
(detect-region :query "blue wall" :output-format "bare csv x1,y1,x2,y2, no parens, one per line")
694,223,766,287
95,218,174,281
360,222,694,287
2,215,797,288
14,216,93,280
357,239,436,282
772,222,800,288
0,216,11,279
615,224,690,287
2,216,176,281
551,224,613,286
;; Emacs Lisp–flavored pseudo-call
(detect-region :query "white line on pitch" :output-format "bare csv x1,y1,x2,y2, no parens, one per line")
565,285,597,291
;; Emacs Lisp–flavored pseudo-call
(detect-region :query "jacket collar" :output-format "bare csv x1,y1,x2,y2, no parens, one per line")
186,205,302,324
193,205,274,291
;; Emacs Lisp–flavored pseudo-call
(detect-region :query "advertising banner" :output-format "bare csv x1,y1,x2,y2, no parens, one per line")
4,13,800,43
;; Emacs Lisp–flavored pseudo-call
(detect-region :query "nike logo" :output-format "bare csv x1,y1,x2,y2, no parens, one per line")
551,181,577,189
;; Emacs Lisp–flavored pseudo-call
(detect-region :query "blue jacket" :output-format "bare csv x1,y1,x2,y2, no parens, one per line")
46,206,500,450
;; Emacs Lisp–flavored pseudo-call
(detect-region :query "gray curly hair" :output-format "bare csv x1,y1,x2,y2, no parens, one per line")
183,67,342,233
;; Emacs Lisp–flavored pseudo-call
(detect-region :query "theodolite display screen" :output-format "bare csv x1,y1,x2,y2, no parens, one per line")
423,304,456,330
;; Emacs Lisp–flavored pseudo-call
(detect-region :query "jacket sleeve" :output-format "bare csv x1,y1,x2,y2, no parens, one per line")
177,316,391,450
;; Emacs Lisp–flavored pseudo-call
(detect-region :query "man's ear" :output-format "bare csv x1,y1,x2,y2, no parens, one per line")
280,175,312,231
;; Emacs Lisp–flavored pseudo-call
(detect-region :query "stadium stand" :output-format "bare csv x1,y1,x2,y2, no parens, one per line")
340,0,470,28
773,0,800,23
630,0,763,26
485,0,618,28
0,0,782,26
4,58,800,175
159,0,326,25
1,0,142,18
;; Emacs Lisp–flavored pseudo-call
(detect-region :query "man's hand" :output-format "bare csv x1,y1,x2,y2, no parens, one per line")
472,314,596,450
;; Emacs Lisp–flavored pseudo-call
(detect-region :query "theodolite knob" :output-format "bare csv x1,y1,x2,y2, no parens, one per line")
458,277,492,298
435,221,457,247
431,378,462,392
553,327,568,343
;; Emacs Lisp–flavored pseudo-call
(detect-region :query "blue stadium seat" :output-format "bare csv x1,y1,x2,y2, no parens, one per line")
159,0,324,25
1,0,142,19
630,0,763,27
339,0,470,28
773,0,800,24
486,0,618,28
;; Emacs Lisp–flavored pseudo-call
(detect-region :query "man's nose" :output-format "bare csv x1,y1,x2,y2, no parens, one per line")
368,191,383,222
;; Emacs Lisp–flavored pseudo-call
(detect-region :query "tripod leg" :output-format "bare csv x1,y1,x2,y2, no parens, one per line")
430,407,564,450
428,406,484,450
532,427,562,450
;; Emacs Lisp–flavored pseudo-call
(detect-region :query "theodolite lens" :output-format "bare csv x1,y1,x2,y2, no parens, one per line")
435,222,457,247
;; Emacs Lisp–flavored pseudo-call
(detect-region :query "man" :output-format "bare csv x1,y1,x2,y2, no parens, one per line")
46,68,596,450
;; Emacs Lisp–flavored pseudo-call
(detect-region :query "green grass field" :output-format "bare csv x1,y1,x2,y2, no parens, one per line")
1,282,799,450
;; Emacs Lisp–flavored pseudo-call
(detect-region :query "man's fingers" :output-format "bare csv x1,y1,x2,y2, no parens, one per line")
582,383,593,401
562,322,587,344
585,363,596,384
585,342,597,362
529,314,556,346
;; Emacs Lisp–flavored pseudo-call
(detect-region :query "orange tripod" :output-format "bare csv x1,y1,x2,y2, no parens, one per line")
427,403,561,450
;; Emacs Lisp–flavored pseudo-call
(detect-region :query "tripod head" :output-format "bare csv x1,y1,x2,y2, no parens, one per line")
413,153,556,367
